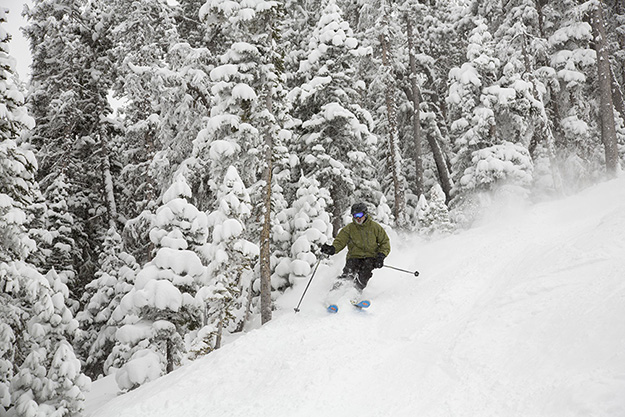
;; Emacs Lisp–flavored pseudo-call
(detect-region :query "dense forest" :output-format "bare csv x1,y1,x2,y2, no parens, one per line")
1,0,624,415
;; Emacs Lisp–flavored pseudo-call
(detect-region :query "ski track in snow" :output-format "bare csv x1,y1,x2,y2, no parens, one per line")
89,178,625,417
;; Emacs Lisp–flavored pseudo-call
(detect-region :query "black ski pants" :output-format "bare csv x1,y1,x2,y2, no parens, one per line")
339,257,376,291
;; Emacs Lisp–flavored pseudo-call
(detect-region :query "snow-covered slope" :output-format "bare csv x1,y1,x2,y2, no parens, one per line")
89,178,625,417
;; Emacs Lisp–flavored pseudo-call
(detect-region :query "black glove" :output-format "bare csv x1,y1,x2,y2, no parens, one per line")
320,244,335,255
374,253,385,269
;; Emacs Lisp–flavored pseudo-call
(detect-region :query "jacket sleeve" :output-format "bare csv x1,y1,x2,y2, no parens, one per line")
332,225,351,253
376,224,391,256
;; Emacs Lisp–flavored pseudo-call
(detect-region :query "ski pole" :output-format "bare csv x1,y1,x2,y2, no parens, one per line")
383,264,420,277
294,257,323,313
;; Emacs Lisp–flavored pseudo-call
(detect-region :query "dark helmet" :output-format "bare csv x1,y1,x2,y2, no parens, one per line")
350,202,368,216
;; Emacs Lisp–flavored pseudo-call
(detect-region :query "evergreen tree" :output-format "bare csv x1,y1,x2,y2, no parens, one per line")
198,0,292,324
446,19,499,204
0,143,38,265
415,192,430,231
282,0,318,93
41,173,77,294
271,175,332,290
0,30,91,407
0,7,38,263
481,0,561,196
447,16,537,224
542,0,604,190
109,176,207,389
193,166,257,355
7,268,90,417
24,0,116,299
375,194,394,227
290,0,379,232
418,184,454,236
0,11,42,412
107,0,214,235
77,227,139,379
0,8,35,141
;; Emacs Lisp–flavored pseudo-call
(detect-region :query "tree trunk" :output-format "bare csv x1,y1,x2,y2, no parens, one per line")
399,69,453,200
425,129,453,201
535,0,546,37
609,65,625,119
100,130,118,231
166,338,174,373
331,191,343,238
406,17,424,198
590,2,620,177
379,14,406,226
235,275,254,333
215,307,224,349
259,87,273,325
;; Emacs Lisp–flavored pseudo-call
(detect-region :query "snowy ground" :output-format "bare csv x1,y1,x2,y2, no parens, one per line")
88,177,625,417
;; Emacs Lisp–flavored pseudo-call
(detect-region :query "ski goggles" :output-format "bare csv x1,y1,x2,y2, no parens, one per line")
353,212,365,219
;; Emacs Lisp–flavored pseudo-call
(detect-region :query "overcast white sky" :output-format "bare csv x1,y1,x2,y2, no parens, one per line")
4,0,32,80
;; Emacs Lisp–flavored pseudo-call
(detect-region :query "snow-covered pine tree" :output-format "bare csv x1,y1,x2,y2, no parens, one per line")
418,184,453,236
290,0,379,233
446,18,498,220
192,166,257,355
542,0,604,190
101,2,216,284
0,8,35,142
0,10,37,264
7,268,90,417
475,0,562,198
447,17,533,224
197,0,292,324
77,227,139,379
0,11,47,411
40,173,77,298
375,194,394,227
415,192,430,231
0,20,91,407
23,0,116,300
109,176,207,389
447,18,499,185
271,175,332,290
192,8,275,190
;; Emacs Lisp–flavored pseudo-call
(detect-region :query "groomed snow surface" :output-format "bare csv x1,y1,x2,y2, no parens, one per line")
88,177,625,417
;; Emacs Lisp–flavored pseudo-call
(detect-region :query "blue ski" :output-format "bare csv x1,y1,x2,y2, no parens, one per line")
326,300,371,313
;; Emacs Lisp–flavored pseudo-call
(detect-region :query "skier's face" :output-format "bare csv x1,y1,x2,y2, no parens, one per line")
353,212,366,225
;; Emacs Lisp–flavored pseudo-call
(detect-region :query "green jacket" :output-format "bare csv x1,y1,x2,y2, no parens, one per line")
332,216,391,259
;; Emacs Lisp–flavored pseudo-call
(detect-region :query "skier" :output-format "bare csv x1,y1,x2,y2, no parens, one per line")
320,202,391,304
